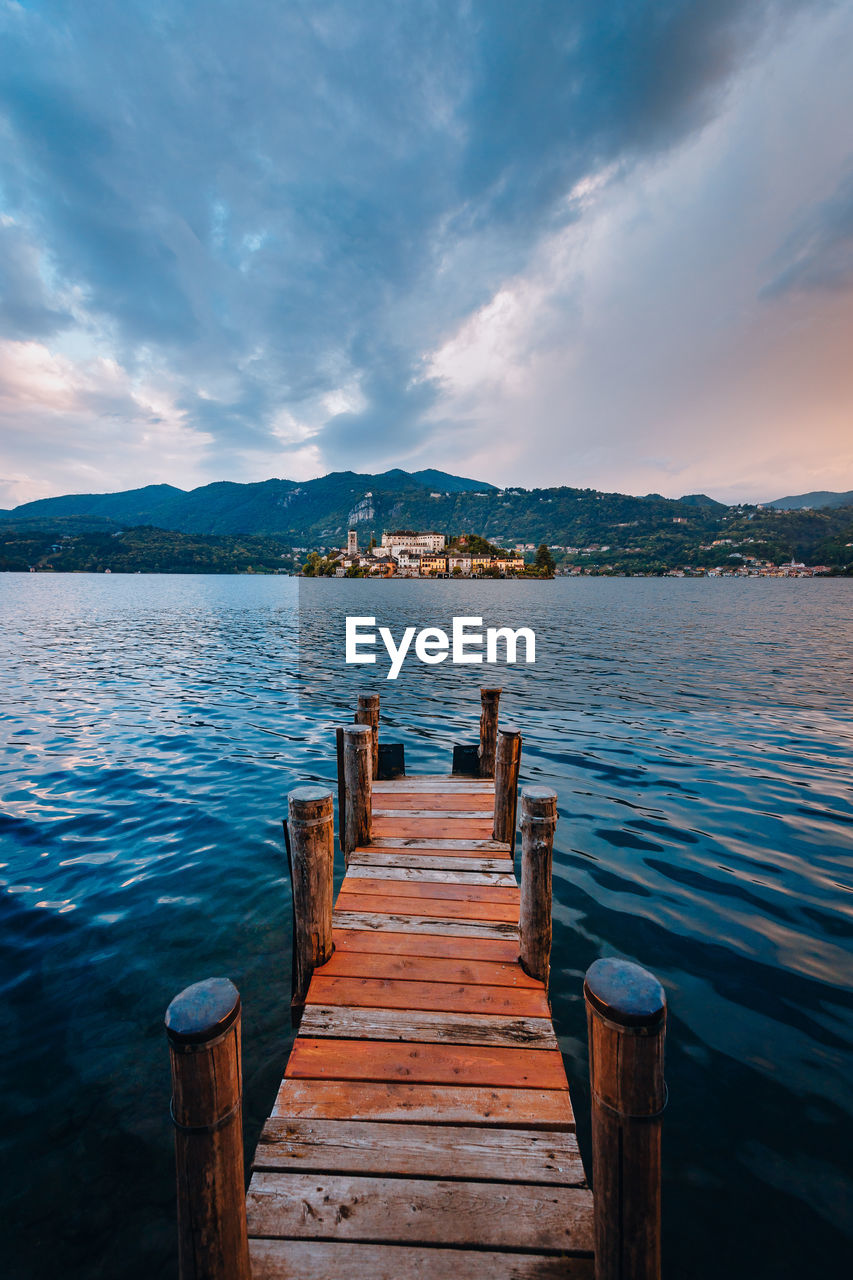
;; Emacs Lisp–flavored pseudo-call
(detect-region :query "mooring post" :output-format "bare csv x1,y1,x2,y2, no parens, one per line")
287,785,335,1025
478,687,501,777
492,727,521,849
519,786,557,988
584,958,667,1280
343,723,372,860
165,977,250,1280
355,691,380,779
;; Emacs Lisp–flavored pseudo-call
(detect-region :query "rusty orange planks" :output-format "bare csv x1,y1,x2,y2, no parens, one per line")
335,891,519,922
331,928,521,962
318,948,544,989
271,1078,577,1128
371,817,496,839
372,792,497,811
340,876,521,904
285,1038,570,1089
306,974,551,1018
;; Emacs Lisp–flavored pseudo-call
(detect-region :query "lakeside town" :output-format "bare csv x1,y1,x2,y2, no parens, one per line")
301,528,834,578
301,530,548,576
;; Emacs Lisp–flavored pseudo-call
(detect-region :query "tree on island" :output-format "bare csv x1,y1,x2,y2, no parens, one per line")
535,544,556,574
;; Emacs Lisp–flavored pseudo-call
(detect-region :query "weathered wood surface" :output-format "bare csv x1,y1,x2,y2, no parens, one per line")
372,792,496,810
299,1004,559,1048
315,948,543,987
287,787,335,1019
253,1118,586,1183
372,779,495,793
248,766,592,1273
271,1078,576,1127
493,728,522,848
249,1240,594,1279
341,874,520,903
346,863,518,885
332,927,520,962
167,979,250,1280
372,816,496,839
342,724,372,859
285,1037,568,1088
350,850,514,873
335,891,520,922
332,910,520,939
354,691,380,779
369,836,511,851
373,805,496,818
246,1171,594,1251
586,958,665,1280
305,974,550,1017
479,687,501,778
519,786,557,989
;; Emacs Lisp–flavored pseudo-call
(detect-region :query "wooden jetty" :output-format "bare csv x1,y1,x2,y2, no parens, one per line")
165,689,667,1280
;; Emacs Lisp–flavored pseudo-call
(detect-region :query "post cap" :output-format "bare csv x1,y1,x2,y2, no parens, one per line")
584,958,666,1029
497,725,521,739
357,692,380,708
165,977,241,1045
521,786,557,817
481,687,502,698
343,723,373,741
289,785,334,818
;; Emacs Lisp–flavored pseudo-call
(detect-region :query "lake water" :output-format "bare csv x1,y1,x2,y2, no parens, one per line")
1,573,851,1278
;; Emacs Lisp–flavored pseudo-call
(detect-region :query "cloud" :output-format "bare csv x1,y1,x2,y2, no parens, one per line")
762,166,853,297
0,0,849,502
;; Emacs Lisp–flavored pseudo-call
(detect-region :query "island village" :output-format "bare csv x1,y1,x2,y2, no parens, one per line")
302,529,534,577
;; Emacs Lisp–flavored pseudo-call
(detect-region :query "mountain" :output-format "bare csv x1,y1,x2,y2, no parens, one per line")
765,490,853,510
678,493,727,510
3,471,852,571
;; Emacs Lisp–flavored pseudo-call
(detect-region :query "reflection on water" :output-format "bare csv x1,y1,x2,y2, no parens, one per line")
1,573,851,1277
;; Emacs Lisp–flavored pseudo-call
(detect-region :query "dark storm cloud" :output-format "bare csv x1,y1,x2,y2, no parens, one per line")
0,0,824,473
762,165,853,297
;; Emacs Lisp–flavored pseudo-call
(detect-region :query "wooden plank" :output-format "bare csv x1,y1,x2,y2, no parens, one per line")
299,1005,559,1049
252,1117,587,1185
335,891,519,922
371,794,496,811
368,838,510,852
373,809,494,820
272,1079,576,1128
333,910,519,940
318,949,542,988
305,975,550,1018
371,818,495,839
246,1171,594,1252
249,1240,594,1279
346,864,518,886
349,851,514,873
285,1038,568,1089
340,877,520,904
372,780,494,793
331,928,520,962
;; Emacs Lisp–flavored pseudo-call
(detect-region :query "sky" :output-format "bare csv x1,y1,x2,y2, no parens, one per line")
1,0,852,508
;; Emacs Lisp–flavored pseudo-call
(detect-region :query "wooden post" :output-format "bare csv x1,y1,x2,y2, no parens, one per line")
584,958,667,1280
492,727,521,849
519,786,557,988
335,727,346,859
165,977,250,1280
355,691,380,779
343,723,372,861
288,786,335,1024
478,687,501,778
